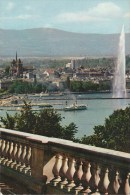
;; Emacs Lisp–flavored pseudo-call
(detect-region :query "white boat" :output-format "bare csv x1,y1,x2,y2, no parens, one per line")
64,102,87,111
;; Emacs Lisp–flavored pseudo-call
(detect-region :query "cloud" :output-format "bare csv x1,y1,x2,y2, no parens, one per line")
56,2,122,23
57,12,109,23
16,14,37,20
0,14,39,20
87,2,122,18
6,2,15,11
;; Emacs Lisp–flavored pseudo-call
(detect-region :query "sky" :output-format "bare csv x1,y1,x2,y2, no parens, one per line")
0,0,130,34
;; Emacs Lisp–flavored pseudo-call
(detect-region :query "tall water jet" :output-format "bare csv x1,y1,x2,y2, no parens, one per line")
112,25,126,98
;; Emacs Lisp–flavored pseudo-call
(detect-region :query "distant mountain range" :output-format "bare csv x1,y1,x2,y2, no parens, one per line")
0,28,130,57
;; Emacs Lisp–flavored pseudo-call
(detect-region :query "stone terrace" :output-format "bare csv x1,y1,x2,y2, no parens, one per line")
0,128,130,194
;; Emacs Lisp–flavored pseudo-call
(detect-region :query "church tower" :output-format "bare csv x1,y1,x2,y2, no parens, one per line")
10,52,23,77
16,51,17,61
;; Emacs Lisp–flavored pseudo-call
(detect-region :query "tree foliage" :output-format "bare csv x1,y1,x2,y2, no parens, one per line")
70,81,111,92
5,65,10,75
81,107,130,152
8,80,45,94
0,101,77,141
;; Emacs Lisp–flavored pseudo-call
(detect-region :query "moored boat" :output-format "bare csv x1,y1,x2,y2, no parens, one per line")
39,104,53,108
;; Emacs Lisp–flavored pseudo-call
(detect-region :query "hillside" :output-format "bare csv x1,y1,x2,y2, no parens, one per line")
0,28,130,57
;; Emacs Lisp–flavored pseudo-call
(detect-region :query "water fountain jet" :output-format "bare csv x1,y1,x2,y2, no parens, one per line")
112,25,126,98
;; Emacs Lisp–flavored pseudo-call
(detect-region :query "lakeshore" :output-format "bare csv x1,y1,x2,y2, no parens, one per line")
0,92,130,108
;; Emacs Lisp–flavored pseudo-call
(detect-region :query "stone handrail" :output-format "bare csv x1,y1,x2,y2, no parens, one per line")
0,127,130,194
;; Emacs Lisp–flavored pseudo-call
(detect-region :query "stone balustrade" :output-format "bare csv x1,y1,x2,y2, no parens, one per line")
0,127,130,194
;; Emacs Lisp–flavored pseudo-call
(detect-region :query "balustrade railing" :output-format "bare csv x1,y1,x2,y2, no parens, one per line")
0,132,31,175
0,127,130,194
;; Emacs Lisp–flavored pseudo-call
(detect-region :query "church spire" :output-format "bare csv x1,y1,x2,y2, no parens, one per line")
16,51,17,61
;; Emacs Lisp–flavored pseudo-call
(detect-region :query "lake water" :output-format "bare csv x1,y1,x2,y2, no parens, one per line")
0,93,130,138
60,98,129,138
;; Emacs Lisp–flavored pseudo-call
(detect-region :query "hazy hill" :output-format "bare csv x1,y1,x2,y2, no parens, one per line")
0,28,130,57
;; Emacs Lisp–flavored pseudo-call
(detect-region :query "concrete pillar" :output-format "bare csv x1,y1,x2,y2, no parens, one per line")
30,141,45,182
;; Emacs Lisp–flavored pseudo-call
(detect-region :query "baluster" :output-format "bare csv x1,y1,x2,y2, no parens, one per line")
0,140,6,163
2,140,10,165
94,164,101,193
103,168,110,194
27,146,32,175
66,157,76,192
24,146,31,175
10,142,18,168
73,160,84,194
6,141,14,167
6,141,12,161
17,144,25,171
52,154,62,186
14,143,22,170
76,161,84,183
113,171,120,194
124,173,130,195
2,139,7,159
1,139,7,163
59,156,69,189
81,161,92,194
19,145,27,172
2,140,9,162
22,145,29,173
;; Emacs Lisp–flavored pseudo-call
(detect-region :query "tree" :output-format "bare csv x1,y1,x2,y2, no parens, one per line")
8,80,44,94
69,80,110,92
14,101,37,134
62,123,78,141
33,83,43,93
81,107,130,152
0,101,78,141
47,83,58,92
1,113,16,129
35,108,63,137
5,65,10,75
66,76,70,89
1,101,36,134
70,81,83,92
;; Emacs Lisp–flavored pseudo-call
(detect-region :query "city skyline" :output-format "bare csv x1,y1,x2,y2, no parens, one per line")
0,0,130,34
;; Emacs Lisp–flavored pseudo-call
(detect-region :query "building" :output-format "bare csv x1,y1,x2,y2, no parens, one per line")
65,62,71,68
10,52,23,77
23,72,35,79
66,59,76,69
71,59,76,69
